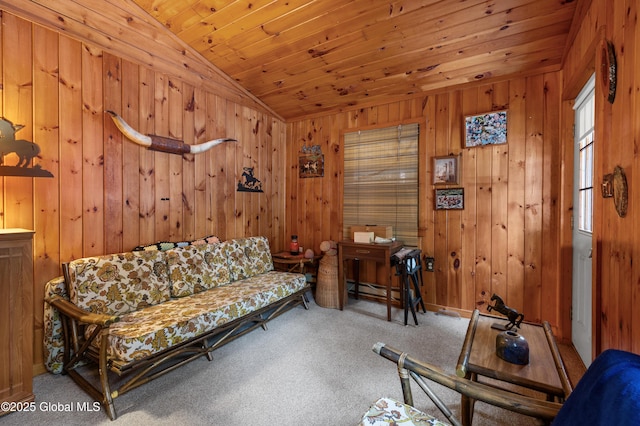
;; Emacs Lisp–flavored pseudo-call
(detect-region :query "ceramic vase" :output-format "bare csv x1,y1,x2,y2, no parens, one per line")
496,330,530,365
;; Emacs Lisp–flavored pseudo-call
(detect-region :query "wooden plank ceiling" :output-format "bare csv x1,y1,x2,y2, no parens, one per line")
135,0,579,120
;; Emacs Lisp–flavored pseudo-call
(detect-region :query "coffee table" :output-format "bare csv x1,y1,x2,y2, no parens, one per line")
456,309,572,425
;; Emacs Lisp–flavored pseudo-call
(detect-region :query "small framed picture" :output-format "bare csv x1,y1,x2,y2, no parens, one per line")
464,110,507,147
433,155,460,185
435,188,464,210
299,153,324,178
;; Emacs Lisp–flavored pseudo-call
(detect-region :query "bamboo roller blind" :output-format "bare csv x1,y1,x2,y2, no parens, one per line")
343,123,419,246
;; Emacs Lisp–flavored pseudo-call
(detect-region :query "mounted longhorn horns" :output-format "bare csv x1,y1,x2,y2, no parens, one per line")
106,110,236,155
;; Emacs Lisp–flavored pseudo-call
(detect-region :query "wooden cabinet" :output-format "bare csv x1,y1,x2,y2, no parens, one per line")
0,229,35,415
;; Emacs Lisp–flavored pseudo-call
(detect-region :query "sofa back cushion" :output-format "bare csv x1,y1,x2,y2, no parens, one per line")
65,250,171,316
223,236,274,281
166,243,231,297
132,234,220,252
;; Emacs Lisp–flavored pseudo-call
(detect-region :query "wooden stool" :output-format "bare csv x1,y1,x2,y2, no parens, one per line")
393,248,427,325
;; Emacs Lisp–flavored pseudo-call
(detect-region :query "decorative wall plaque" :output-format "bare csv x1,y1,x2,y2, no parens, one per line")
613,166,627,218
0,117,53,177
601,39,617,104
299,144,324,178
237,167,263,192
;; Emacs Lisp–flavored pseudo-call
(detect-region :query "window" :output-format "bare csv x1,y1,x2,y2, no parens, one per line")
343,123,419,246
574,76,595,233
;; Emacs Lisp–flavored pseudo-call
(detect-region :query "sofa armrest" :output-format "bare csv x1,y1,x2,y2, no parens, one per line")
46,295,120,327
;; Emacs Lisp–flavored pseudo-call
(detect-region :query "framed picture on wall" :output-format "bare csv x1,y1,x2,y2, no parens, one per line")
435,188,464,210
299,153,324,178
464,110,508,147
433,155,460,185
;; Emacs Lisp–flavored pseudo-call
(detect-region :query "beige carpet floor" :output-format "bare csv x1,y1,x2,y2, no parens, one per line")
1,295,581,426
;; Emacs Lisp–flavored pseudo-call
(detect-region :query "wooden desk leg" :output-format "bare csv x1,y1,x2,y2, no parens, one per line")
353,258,360,300
338,254,345,310
385,259,391,321
460,372,477,426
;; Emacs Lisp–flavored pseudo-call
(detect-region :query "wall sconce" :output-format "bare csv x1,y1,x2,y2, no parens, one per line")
602,174,613,198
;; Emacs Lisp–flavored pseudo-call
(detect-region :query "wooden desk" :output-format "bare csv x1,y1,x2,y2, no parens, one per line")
456,310,572,425
338,240,403,321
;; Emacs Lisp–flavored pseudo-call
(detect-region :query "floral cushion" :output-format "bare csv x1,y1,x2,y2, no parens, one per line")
46,236,300,372
43,276,68,374
66,250,171,316
360,397,448,426
166,243,230,297
190,235,221,246
132,235,220,251
223,236,274,281
87,271,306,364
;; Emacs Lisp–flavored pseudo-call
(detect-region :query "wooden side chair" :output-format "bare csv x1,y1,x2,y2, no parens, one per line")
362,342,640,426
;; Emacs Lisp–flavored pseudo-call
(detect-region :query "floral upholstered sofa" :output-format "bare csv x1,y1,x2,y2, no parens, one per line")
44,236,309,420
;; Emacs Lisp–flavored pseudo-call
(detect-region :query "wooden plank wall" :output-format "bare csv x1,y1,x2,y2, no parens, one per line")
286,74,570,338
4,0,639,377
563,0,640,357
0,12,287,373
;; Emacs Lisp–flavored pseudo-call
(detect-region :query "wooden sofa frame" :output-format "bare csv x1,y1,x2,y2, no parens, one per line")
47,283,310,420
